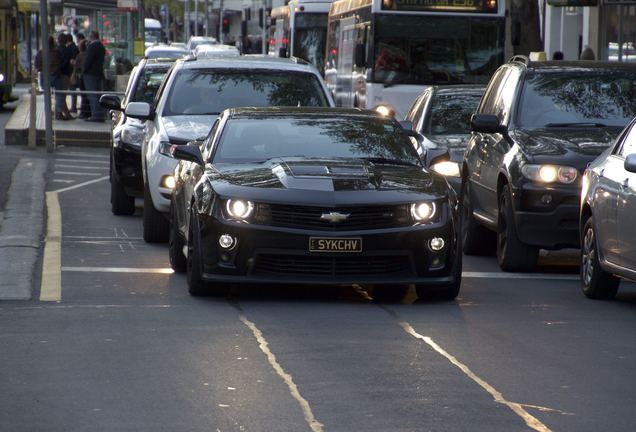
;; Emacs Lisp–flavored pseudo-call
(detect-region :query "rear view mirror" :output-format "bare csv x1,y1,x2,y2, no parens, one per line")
471,114,505,134
125,102,151,120
99,94,122,111
355,43,366,67
625,154,636,173
172,144,205,166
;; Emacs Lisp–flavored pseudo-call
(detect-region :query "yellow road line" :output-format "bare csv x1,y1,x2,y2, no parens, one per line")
399,321,552,432
40,191,62,302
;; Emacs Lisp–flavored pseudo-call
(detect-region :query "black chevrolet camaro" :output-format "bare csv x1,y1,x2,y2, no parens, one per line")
168,107,462,300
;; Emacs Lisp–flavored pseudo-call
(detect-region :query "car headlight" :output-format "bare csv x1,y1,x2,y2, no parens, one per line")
120,125,144,146
225,199,254,221
432,161,460,177
411,202,436,222
373,104,396,117
0,73,5,83
521,164,578,184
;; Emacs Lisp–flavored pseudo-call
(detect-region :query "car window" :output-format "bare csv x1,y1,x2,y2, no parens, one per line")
152,64,176,111
132,67,169,104
478,67,508,114
517,71,636,128
618,123,636,157
405,92,426,124
213,117,420,165
427,91,483,135
122,65,140,106
495,67,521,124
163,70,329,116
202,119,221,160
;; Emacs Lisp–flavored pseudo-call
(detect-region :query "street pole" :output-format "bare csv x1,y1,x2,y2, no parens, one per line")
204,0,209,36
39,0,53,153
184,0,190,42
218,0,224,44
194,0,198,36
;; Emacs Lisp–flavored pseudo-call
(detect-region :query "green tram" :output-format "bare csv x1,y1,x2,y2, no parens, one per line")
0,0,16,106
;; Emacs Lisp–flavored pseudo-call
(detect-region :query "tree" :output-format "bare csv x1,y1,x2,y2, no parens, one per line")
510,0,543,56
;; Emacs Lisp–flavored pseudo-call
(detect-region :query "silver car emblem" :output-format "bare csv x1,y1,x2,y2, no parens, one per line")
320,212,350,223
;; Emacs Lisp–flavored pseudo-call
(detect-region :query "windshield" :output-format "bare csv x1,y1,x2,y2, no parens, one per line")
191,39,217,49
293,14,328,73
213,117,420,164
145,50,186,59
517,71,636,128
373,15,504,85
427,91,483,135
133,68,169,104
145,28,162,43
163,70,329,116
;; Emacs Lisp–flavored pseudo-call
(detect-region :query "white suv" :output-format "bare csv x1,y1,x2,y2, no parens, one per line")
124,55,335,242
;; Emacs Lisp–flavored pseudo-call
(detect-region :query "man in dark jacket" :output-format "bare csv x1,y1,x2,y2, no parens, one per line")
82,30,105,121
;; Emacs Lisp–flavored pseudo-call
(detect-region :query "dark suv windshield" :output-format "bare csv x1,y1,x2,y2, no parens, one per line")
132,67,169,104
517,71,636,128
214,117,420,164
163,70,329,116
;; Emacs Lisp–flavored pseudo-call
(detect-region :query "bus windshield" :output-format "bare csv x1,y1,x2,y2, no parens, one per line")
373,15,504,86
293,14,328,73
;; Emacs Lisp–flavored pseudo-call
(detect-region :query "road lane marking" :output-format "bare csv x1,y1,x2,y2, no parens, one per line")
53,179,75,184
55,164,109,170
462,272,578,281
55,158,109,164
238,311,324,432
40,192,62,302
62,267,174,274
53,176,108,193
399,321,552,432
54,171,103,176
65,235,143,240
57,153,109,159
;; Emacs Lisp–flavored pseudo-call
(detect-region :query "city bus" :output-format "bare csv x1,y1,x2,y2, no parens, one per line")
268,0,334,73
325,0,506,118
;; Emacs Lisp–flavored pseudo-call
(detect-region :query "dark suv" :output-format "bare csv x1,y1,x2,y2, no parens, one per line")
100,58,175,215
462,57,636,272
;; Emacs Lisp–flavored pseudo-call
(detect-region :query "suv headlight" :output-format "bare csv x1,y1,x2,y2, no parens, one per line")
521,164,578,184
411,202,436,222
120,125,144,146
432,161,460,177
225,199,254,221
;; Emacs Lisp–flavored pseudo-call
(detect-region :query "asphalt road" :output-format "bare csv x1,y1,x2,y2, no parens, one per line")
1,146,636,432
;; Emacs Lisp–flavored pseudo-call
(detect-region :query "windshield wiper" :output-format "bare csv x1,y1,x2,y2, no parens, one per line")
544,122,607,128
362,157,419,167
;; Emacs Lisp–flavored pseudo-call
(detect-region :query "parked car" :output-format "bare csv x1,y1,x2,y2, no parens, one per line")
99,58,175,215
144,44,189,60
168,107,462,300
462,57,636,271
186,36,218,52
580,116,636,299
193,44,240,58
124,55,335,243
405,84,485,192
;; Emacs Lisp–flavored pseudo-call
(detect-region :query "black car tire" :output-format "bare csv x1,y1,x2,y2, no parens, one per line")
110,163,135,216
372,285,409,302
187,211,208,296
143,182,169,243
581,216,620,300
461,179,496,256
497,184,538,272
169,203,187,273
416,233,463,301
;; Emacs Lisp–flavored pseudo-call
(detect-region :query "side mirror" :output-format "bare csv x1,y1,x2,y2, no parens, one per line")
624,154,636,173
172,144,205,166
355,43,366,67
471,113,505,134
125,102,151,120
99,94,122,111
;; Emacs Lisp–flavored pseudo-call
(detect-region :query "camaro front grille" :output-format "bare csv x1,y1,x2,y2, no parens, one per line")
251,254,413,278
254,204,410,231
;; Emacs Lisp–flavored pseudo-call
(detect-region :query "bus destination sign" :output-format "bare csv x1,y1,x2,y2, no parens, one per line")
381,0,498,12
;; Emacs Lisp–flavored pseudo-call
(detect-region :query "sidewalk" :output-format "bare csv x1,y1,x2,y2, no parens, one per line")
4,93,110,148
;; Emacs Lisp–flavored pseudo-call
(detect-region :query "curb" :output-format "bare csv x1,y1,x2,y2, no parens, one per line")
0,158,47,300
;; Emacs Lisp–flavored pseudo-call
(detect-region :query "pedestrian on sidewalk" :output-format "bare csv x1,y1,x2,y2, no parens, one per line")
83,30,106,122
56,33,73,120
34,36,65,120
74,39,91,119
66,34,80,113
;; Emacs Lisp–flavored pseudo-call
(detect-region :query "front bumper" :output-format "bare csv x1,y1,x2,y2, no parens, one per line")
113,141,143,197
513,182,580,249
197,216,459,286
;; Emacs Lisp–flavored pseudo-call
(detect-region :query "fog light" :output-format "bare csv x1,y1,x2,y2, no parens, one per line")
429,237,445,251
541,194,552,205
161,175,176,189
218,234,236,249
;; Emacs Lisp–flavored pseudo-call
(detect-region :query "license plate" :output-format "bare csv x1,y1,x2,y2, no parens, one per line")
309,237,362,253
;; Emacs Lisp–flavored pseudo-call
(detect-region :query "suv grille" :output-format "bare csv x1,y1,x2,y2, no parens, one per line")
252,254,412,277
254,204,410,231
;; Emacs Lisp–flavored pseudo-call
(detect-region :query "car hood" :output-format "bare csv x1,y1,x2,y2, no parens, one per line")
209,158,448,205
162,115,217,142
514,127,622,163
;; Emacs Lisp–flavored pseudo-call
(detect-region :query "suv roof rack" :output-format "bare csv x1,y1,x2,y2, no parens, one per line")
509,55,530,65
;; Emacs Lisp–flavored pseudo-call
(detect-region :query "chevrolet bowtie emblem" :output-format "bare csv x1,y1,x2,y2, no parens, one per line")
320,212,350,223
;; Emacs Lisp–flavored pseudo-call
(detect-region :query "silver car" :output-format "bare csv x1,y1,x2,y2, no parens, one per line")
580,115,636,299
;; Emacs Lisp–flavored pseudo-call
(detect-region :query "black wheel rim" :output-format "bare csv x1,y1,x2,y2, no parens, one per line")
582,225,595,287
497,193,508,257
